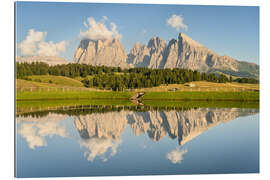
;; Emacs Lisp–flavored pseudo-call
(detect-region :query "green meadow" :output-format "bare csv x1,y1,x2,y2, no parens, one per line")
16,99,259,115
16,90,259,101
16,90,133,101
16,75,260,114
142,91,259,101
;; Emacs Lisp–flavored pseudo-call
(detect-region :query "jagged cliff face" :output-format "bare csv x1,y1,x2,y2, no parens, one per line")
73,108,258,145
16,56,68,66
164,33,243,72
128,33,259,78
73,39,130,68
73,33,258,78
165,33,219,70
127,37,167,68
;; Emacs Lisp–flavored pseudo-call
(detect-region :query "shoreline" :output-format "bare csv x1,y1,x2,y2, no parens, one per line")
16,99,259,115
16,97,259,102
16,91,260,101
16,91,260,114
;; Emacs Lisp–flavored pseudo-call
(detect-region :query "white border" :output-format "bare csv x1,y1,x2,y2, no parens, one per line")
0,0,269,180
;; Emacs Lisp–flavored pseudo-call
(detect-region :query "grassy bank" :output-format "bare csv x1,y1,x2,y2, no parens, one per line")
16,89,259,102
16,91,133,101
16,90,259,101
16,99,135,115
16,99,259,115
142,91,259,101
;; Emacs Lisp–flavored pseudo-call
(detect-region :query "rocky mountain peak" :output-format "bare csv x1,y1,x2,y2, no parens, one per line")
78,39,90,49
178,32,204,48
131,42,142,54
73,33,259,78
73,38,130,68
147,37,166,49
127,37,167,68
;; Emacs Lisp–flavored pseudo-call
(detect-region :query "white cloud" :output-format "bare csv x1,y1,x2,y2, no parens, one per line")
18,123,47,149
17,114,69,149
166,14,188,31
36,40,67,57
79,17,122,40
18,29,68,56
80,138,122,162
167,147,188,164
18,29,46,56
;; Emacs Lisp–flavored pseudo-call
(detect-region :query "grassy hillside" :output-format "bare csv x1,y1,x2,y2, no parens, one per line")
134,81,259,92
210,65,259,80
16,78,99,92
16,79,58,88
238,61,259,79
16,78,259,102
25,75,84,87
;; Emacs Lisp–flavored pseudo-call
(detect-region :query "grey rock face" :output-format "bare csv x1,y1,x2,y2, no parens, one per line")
73,39,130,68
127,42,150,67
127,37,167,68
73,33,259,78
16,56,68,66
128,32,259,78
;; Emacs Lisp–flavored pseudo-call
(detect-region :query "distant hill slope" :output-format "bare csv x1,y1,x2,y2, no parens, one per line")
21,75,84,87
73,32,259,79
16,56,68,66
16,79,58,89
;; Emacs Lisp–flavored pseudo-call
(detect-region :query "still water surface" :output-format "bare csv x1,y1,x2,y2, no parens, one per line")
16,107,259,177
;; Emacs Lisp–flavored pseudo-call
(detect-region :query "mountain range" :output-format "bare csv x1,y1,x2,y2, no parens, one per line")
16,32,259,79
73,32,259,79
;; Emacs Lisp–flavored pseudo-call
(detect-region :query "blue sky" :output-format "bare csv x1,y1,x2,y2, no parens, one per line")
16,2,259,64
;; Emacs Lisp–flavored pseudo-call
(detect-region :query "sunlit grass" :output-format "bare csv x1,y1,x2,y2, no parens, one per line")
135,81,259,92
16,90,134,100
26,75,84,87
142,91,259,101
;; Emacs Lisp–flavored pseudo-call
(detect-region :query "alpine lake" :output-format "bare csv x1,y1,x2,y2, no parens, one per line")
15,99,259,177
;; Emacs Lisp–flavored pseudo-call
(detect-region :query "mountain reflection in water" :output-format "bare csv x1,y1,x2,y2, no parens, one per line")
16,107,258,163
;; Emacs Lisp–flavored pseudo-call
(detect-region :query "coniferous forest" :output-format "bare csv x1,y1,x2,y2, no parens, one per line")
16,62,259,91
